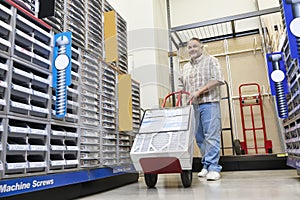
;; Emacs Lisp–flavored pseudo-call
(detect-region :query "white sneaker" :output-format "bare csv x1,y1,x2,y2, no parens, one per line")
197,168,208,177
206,171,221,181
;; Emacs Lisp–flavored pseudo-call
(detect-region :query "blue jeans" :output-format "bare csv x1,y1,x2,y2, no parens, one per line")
194,102,222,172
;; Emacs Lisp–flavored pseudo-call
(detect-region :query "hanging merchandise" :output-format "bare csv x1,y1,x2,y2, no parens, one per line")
266,52,289,118
282,0,300,64
52,32,72,118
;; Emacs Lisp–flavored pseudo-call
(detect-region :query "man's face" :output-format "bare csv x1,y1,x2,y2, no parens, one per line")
187,40,203,60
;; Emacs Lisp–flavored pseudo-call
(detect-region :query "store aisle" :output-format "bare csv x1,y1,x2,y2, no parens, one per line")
77,169,300,200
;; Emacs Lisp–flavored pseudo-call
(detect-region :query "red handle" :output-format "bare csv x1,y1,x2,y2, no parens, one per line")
162,90,191,108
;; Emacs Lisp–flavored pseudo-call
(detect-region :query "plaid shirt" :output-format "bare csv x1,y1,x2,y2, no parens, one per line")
179,54,224,104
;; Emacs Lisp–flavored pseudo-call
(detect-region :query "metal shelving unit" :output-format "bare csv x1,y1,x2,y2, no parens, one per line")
4,116,49,177
279,0,300,171
117,79,141,166
49,124,79,172
79,51,101,168
101,61,118,167
131,80,141,135
0,0,52,179
0,0,139,198
9,59,51,119
85,0,103,59
0,54,9,114
0,2,13,56
64,0,85,48
13,12,52,70
281,37,300,168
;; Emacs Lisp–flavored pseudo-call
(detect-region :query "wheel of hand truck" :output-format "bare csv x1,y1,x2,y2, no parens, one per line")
234,139,242,155
267,148,273,153
180,170,192,188
144,173,158,188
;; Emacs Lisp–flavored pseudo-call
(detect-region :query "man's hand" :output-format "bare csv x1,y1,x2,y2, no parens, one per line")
187,91,199,103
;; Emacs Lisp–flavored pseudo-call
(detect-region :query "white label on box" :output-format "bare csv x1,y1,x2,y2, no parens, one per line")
32,90,50,99
12,84,32,94
16,29,33,42
67,100,79,107
0,4,13,15
28,161,46,168
33,74,50,84
67,87,79,94
0,38,11,47
31,128,47,135
51,130,65,136
50,160,66,166
0,63,9,71
9,126,30,133
12,67,33,79
34,38,51,51
71,46,79,54
71,70,79,78
66,132,78,138
8,144,29,151
6,162,28,169
30,145,47,151
51,145,66,151
17,14,35,29
0,81,7,88
66,160,79,165
67,146,79,151
31,106,49,114
15,45,33,57
71,56,80,65
10,101,31,110
0,99,6,106
67,113,79,119
33,53,51,64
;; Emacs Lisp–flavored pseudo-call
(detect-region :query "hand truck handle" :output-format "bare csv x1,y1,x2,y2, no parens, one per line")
162,90,191,108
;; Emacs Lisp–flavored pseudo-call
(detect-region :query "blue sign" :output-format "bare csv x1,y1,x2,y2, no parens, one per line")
282,0,300,62
0,168,124,198
52,32,72,118
266,52,289,118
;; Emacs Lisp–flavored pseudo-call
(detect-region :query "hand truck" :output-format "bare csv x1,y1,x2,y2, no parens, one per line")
130,91,194,188
237,83,272,154
220,81,237,155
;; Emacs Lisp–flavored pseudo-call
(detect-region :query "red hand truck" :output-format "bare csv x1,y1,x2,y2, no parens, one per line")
161,90,191,108
238,83,272,154
131,90,194,188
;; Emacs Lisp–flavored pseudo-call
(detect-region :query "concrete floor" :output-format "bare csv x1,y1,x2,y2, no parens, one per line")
76,169,300,200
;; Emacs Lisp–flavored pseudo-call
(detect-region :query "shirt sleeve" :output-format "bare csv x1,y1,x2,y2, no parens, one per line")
210,57,224,83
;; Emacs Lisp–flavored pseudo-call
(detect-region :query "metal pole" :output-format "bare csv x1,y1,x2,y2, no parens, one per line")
166,0,176,106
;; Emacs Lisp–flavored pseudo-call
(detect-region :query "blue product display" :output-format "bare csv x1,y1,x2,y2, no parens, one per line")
266,52,289,118
282,0,300,61
52,32,72,118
